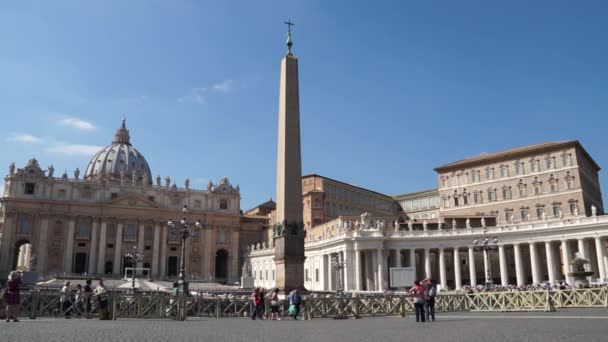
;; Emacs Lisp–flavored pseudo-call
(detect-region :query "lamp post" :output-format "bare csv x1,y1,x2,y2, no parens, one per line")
124,246,144,290
473,229,499,289
331,254,346,296
167,205,201,296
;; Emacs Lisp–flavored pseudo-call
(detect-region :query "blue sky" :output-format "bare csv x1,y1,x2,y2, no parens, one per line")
1,1,607,210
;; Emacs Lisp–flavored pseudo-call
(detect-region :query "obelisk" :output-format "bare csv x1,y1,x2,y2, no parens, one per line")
273,19,305,292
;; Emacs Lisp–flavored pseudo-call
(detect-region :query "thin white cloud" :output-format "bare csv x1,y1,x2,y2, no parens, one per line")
58,116,96,131
7,133,44,144
45,143,102,156
178,79,235,104
178,87,208,104
212,79,234,93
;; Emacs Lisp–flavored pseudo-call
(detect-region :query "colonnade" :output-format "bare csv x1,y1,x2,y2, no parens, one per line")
317,236,608,292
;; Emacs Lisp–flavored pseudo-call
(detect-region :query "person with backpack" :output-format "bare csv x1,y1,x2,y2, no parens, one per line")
421,277,437,322
287,289,301,320
409,280,426,323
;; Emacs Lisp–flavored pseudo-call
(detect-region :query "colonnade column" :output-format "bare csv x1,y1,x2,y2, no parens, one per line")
529,243,540,284
394,249,401,268
113,223,123,275
561,240,572,284
355,249,362,291
545,241,556,284
63,219,75,273
468,247,477,287
342,251,349,291
424,248,431,278
152,222,160,276
594,237,607,281
409,249,416,276
453,247,462,289
498,245,508,286
363,250,375,291
97,222,107,274
513,244,524,286
377,248,386,291
328,254,334,291
438,248,447,289
88,219,99,274
578,239,590,271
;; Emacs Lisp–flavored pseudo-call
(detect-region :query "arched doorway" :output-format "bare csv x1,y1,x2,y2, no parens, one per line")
13,240,33,271
215,249,229,283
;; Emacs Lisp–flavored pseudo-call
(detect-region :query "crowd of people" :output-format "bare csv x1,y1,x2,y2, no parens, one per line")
58,278,109,320
1,271,110,322
250,287,302,320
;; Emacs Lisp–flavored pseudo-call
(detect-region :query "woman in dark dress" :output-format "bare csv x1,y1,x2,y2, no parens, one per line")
5,271,23,322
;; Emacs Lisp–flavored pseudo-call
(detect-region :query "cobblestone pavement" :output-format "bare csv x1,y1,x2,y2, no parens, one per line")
1,309,607,342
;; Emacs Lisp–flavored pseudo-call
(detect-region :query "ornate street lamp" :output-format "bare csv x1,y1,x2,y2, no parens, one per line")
167,205,201,296
124,246,144,290
473,229,499,289
331,254,347,296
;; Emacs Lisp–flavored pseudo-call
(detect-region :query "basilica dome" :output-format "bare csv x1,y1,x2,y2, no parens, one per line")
84,119,153,184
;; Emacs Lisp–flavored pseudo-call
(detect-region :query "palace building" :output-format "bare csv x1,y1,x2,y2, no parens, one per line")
0,120,258,284
247,140,608,291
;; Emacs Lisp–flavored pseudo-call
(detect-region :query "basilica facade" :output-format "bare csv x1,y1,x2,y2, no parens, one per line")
0,120,258,283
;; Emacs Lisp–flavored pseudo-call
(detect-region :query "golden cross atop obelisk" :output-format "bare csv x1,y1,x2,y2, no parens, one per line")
284,19,294,54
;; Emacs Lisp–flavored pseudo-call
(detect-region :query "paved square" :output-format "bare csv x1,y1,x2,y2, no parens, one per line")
1,309,607,342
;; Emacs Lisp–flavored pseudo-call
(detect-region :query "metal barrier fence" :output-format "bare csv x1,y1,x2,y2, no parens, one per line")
1,288,607,320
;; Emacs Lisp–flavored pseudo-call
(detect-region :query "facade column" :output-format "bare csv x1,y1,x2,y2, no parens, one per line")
468,247,477,287
159,224,167,278
152,222,160,276
499,245,508,286
137,223,145,274
377,248,386,291
64,219,76,273
513,244,525,286
37,216,49,273
578,239,590,271
355,249,362,291
453,247,462,289
88,219,99,274
424,248,431,278
97,222,107,274
438,248,447,289
113,223,123,275
0,215,16,271
545,241,556,284
594,237,607,281
561,240,572,284
529,243,541,284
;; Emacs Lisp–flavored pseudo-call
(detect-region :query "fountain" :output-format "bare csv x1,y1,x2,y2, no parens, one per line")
568,252,594,287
